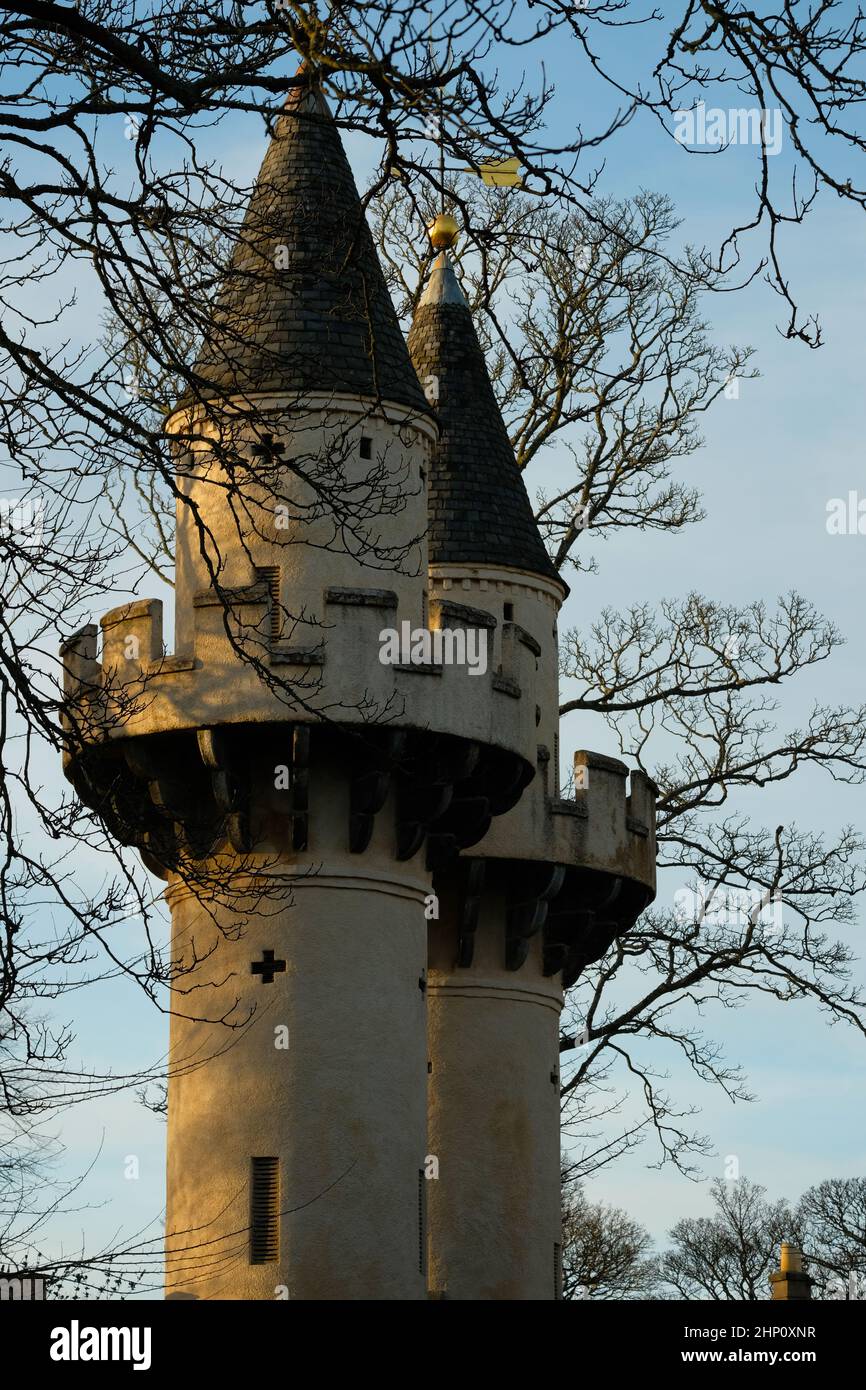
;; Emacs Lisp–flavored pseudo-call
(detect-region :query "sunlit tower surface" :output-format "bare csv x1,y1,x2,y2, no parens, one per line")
62,75,657,1300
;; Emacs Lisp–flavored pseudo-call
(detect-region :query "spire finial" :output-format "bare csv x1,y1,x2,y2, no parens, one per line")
428,211,459,250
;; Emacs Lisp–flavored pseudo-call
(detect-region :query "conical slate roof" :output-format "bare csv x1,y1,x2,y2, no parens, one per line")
408,253,563,585
190,77,428,414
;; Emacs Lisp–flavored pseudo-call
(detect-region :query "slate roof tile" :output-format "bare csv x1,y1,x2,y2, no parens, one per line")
186,78,428,416
408,253,562,586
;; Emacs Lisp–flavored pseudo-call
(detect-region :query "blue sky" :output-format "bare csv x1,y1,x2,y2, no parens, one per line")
532,8,866,1238
5,3,866,1271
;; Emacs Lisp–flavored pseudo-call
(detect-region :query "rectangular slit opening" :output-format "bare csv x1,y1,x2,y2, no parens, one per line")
255,566,281,642
250,1156,280,1264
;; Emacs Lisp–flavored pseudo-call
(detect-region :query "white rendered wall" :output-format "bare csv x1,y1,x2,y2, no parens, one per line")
164,764,430,1301
169,394,434,656
426,887,563,1300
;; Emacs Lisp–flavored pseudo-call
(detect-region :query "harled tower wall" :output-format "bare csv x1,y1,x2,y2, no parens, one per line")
163,762,432,1301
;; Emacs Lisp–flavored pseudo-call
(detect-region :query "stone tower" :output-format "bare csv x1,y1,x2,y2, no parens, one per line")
61,76,657,1301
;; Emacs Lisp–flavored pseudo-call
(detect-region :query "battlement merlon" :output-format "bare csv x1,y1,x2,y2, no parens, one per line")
101,598,165,675
60,622,99,694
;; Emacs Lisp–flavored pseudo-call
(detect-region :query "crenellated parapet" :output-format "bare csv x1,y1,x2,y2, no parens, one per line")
60,580,549,881
432,749,657,987
62,590,655,977
62,579,537,740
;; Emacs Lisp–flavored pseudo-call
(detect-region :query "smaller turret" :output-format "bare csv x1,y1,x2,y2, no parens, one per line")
408,218,656,1300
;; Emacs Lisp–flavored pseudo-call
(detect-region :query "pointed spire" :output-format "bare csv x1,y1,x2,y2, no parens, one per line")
190,72,428,414
408,248,563,587
419,252,468,308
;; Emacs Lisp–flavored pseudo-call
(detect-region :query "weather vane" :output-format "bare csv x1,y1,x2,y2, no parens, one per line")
389,7,523,204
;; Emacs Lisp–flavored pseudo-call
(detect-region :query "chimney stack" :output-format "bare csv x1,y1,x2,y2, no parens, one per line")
769,1243,813,1301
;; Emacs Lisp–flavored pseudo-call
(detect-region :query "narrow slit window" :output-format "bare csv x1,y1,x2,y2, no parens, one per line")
359,436,373,460
250,1157,280,1264
255,566,281,642
554,1241,563,1299
503,601,514,622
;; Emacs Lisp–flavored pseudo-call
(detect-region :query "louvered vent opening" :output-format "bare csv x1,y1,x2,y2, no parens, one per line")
255,566,281,641
250,1157,280,1264
554,732,560,798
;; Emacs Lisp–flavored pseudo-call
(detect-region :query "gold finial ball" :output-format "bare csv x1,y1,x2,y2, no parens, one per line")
428,212,459,250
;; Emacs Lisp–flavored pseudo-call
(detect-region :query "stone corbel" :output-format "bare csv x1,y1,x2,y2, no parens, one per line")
506,862,566,971
122,738,216,861
396,737,478,864
350,768,390,853
196,727,251,853
454,859,486,968
285,725,310,852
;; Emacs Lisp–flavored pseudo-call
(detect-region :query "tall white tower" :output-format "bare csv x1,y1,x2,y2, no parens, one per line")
61,75,656,1300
